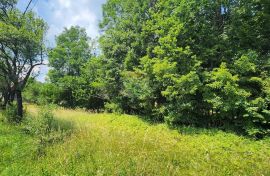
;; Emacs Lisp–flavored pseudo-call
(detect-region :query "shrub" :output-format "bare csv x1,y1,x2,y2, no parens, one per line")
23,106,73,156
1,103,21,123
104,102,123,114
23,107,54,136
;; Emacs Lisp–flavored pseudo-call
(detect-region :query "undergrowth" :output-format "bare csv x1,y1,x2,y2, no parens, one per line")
22,106,73,157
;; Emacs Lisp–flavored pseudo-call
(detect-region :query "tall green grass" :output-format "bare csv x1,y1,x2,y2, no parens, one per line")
0,105,270,175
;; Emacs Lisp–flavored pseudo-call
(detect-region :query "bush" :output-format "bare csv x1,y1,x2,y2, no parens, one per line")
1,103,21,123
23,106,73,156
104,102,123,114
23,107,54,136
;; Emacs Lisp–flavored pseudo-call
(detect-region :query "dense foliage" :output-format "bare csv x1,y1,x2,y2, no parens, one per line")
98,0,270,137
23,0,270,137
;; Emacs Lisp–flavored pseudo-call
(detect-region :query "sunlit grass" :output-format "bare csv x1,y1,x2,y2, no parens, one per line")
1,105,270,175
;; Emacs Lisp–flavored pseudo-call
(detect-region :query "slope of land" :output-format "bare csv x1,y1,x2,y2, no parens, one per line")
0,105,270,175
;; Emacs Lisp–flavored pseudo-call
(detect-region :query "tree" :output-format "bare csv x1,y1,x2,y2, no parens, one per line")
0,74,5,107
0,74,10,108
48,26,95,108
99,0,154,114
0,1,47,121
23,79,62,105
99,0,270,136
72,57,106,110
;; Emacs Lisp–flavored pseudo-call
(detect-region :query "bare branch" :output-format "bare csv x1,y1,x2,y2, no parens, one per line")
23,0,33,15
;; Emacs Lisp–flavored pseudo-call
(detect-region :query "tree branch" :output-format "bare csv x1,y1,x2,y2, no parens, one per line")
23,0,33,15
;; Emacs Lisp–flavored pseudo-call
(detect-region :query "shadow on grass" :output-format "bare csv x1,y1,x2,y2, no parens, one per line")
137,114,246,138
51,118,74,133
137,114,164,125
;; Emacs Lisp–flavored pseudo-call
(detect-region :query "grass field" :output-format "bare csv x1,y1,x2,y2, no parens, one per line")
0,105,270,175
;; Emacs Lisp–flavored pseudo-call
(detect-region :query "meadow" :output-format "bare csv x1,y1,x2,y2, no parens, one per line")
0,105,270,176
1,1,270,175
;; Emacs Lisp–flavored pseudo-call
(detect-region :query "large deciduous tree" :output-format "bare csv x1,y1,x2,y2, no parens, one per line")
0,0,47,121
48,26,96,108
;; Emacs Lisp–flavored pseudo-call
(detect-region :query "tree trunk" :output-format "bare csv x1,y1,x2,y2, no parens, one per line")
16,90,23,122
10,90,15,102
3,91,9,108
3,95,7,108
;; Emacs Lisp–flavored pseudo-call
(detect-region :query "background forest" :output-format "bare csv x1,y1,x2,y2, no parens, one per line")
1,0,270,138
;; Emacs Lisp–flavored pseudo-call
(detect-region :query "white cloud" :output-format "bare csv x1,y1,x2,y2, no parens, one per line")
58,0,71,8
31,0,106,46
22,0,107,82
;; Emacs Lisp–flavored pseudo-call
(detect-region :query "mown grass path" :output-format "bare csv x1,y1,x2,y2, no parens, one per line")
1,105,270,175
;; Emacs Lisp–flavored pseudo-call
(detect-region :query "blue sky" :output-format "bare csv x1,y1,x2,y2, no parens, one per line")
17,0,107,82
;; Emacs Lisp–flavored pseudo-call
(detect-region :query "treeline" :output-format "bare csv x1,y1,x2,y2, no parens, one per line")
21,0,270,137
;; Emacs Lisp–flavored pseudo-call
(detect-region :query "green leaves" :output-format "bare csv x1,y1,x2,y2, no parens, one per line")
0,2,47,120
204,63,250,114
49,26,93,79
234,51,258,75
163,72,201,98
47,26,103,109
96,0,270,136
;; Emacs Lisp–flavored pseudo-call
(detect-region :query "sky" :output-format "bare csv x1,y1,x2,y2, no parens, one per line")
17,0,107,82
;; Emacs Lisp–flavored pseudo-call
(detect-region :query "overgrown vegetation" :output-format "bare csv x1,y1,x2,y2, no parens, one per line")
1,106,270,175
23,106,73,156
1,0,269,175
0,105,72,160
21,0,270,138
